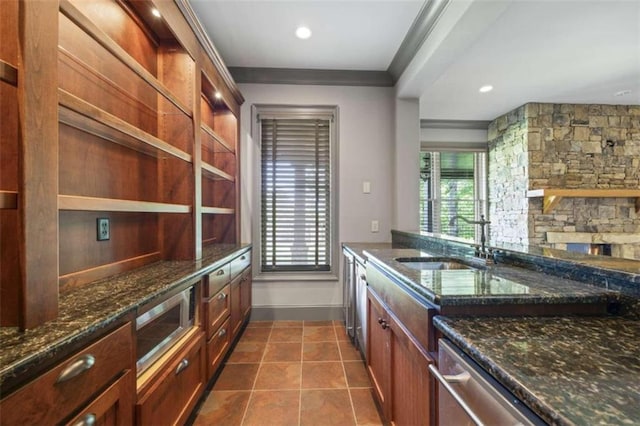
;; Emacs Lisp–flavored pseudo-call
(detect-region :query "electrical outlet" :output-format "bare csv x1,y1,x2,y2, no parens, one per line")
97,218,110,241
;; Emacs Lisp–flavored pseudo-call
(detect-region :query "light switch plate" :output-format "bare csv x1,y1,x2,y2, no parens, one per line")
97,218,110,241
371,220,379,233
363,181,371,194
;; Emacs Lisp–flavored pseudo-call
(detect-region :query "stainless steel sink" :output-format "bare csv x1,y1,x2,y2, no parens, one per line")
394,257,477,271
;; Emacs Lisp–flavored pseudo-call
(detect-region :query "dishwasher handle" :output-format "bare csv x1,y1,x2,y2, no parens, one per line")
429,364,485,426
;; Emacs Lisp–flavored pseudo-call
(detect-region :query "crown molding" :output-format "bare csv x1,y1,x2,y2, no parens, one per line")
175,0,244,105
387,0,451,81
421,119,490,130
229,67,394,87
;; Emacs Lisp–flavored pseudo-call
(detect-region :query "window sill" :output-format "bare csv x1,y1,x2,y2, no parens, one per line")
253,271,339,282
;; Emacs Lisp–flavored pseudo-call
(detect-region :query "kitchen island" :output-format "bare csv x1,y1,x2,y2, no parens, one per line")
343,232,639,426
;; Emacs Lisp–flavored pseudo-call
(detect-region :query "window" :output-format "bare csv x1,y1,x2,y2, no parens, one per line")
420,151,487,240
255,106,337,275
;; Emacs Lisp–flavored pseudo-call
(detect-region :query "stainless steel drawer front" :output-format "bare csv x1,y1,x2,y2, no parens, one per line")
434,339,543,426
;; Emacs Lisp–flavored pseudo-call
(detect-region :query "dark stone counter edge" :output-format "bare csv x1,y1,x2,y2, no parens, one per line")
362,250,613,309
391,230,640,297
0,244,252,391
433,316,572,426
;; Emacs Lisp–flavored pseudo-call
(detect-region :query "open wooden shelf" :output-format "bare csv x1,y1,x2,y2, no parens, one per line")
59,89,192,162
527,189,640,214
202,207,235,215
0,191,18,209
0,60,17,86
201,123,234,153
58,195,190,213
59,0,191,118
202,162,235,182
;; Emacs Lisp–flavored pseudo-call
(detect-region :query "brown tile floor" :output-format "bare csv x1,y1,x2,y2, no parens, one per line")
193,320,383,426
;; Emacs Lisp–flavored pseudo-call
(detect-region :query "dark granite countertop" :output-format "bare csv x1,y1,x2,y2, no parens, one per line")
361,247,616,308
0,244,250,389
434,315,640,426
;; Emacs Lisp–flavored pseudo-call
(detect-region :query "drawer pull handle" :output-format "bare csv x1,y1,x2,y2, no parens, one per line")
380,321,389,330
175,358,189,375
359,274,366,280
56,354,95,384
216,269,225,276
429,364,484,425
71,413,96,426
218,328,227,337
377,317,384,324
217,292,227,300
443,371,471,384
240,255,246,260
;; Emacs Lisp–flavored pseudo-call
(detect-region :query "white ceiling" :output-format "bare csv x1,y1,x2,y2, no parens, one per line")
189,0,424,70
189,0,640,121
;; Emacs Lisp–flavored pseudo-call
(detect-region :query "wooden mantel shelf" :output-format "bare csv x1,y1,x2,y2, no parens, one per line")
527,189,640,214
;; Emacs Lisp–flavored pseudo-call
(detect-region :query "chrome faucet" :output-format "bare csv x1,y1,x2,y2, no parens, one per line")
448,214,491,256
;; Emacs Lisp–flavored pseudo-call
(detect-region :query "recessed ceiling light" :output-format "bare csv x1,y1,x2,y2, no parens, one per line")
151,8,161,18
614,89,631,97
214,92,222,100
479,85,493,93
296,26,312,40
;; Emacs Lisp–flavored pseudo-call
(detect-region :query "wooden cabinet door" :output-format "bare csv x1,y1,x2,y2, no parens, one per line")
229,274,242,338
388,315,433,426
240,269,252,319
65,370,134,426
366,288,390,418
136,332,205,426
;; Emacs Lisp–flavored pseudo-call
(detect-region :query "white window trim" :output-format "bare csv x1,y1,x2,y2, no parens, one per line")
251,104,340,282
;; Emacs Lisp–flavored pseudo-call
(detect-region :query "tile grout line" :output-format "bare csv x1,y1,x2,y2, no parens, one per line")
299,321,305,426
336,323,360,426
239,324,273,426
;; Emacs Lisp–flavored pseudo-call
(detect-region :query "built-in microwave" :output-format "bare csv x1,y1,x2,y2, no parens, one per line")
136,285,195,375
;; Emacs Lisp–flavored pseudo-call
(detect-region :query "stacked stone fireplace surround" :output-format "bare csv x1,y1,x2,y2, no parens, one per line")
488,103,640,260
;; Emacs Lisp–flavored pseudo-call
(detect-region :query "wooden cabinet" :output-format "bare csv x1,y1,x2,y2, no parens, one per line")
65,371,135,426
367,287,434,426
136,330,206,426
205,285,231,339
0,322,134,425
202,249,251,379
230,265,252,339
2,0,244,330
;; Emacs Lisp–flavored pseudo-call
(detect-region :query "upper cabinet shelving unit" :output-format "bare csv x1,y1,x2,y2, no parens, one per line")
1,0,243,329
199,71,240,246
57,0,197,289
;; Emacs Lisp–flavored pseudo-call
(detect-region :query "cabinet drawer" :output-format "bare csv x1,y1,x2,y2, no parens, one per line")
64,370,134,426
207,318,231,379
205,263,230,297
136,332,205,426
230,251,250,280
1,322,133,426
205,285,230,339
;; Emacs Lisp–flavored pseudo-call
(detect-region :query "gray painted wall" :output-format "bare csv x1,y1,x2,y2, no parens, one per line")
238,83,395,312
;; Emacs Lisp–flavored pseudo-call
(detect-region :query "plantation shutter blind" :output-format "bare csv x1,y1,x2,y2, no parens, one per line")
261,118,331,272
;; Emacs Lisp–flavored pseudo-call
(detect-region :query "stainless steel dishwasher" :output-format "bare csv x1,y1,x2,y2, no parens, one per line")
354,259,367,356
431,339,545,426
343,251,356,340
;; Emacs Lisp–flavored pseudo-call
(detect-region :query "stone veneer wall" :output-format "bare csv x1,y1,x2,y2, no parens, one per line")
488,103,640,259
487,105,532,246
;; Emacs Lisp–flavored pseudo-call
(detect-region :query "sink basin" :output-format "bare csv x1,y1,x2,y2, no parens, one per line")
394,257,477,271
